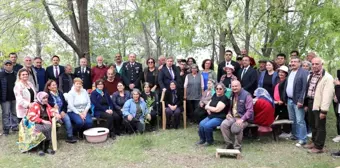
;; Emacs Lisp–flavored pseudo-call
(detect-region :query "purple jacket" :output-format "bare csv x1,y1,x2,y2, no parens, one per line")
229,89,254,122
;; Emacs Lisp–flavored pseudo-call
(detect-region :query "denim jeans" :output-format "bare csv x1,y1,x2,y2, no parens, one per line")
287,99,307,143
61,113,73,138
1,101,18,131
198,117,223,144
68,112,93,133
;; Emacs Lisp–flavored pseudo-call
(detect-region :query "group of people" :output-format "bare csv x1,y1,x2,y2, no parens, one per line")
1,49,340,157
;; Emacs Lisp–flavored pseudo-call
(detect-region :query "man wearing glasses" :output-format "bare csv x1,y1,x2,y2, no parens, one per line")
217,50,240,82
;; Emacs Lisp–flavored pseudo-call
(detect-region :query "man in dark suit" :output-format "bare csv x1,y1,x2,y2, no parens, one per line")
45,55,65,84
217,50,240,82
121,53,143,90
237,56,257,95
74,58,92,90
158,57,181,90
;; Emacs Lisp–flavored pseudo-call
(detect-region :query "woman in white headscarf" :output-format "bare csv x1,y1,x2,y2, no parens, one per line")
253,88,275,133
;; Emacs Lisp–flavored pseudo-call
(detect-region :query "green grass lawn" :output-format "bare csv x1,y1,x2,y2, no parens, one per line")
1,114,340,168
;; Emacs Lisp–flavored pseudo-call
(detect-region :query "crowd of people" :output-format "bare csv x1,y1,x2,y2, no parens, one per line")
1,50,340,158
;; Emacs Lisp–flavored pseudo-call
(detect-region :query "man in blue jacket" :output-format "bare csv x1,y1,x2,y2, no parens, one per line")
33,57,46,92
284,56,309,147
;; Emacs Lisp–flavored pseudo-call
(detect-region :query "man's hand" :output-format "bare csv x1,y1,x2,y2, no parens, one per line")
79,113,85,120
236,119,244,126
334,78,340,85
320,113,326,120
297,102,303,108
146,114,151,121
127,115,133,121
226,114,232,119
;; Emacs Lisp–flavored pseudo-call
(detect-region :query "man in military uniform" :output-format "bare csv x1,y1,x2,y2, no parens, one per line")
121,53,143,90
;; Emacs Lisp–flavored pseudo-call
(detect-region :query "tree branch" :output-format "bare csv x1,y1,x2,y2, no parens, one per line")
42,0,81,56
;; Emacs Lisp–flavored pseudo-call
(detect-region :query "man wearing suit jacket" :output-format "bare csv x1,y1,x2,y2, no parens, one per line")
217,50,240,82
284,57,309,147
237,56,257,95
74,58,92,90
121,53,143,90
45,55,65,85
158,57,180,90
22,56,39,91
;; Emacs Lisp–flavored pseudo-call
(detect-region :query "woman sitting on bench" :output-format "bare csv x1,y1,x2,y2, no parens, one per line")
91,79,119,140
253,88,275,133
112,82,131,134
164,81,183,129
122,89,151,134
196,83,230,146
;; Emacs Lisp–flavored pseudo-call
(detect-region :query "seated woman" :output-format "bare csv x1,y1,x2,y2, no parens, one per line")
67,78,93,138
90,79,119,139
253,88,275,133
45,80,77,143
164,81,183,129
141,82,158,130
194,79,215,123
196,83,230,146
112,82,131,134
18,92,56,156
122,89,151,134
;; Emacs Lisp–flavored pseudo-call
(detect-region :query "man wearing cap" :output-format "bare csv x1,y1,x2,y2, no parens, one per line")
22,56,39,91
257,60,267,76
217,50,240,82
220,80,253,151
303,57,334,153
0,60,18,135
46,55,65,85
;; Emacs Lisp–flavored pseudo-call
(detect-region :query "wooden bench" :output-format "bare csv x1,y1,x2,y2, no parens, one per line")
216,148,241,159
216,119,293,141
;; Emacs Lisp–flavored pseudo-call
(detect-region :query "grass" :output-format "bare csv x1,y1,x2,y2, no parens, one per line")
1,112,340,168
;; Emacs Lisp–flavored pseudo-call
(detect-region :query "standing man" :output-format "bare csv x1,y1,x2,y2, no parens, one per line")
220,80,253,151
158,55,166,70
91,55,108,84
276,53,287,67
59,64,75,93
0,60,18,135
257,60,267,76
158,57,180,90
9,52,23,72
306,52,316,63
121,53,143,90
290,50,300,58
33,57,46,92
303,57,334,153
74,58,92,90
22,56,39,91
241,49,256,67
284,57,309,147
217,50,240,82
45,55,65,85
114,53,124,75
238,56,258,95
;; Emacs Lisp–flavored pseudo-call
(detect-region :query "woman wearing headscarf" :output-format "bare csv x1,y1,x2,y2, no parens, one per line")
253,88,275,133
164,81,183,129
18,92,56,156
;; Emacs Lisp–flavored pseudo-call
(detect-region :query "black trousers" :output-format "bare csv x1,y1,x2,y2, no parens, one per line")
187,100,199,122
275,104,291,133
307,99,326,149
123,117,144,134
193,106,207,124
100,111,120,135
333,102,340,135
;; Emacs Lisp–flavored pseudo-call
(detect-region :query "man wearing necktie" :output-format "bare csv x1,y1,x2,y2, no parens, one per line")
74,58,92,90
158,57,180,90
46,55,65,85
217,50,240,82
121,53,143,90
237,56,257,95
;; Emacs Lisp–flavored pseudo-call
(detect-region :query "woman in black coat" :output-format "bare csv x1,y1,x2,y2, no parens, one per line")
164,81,183,129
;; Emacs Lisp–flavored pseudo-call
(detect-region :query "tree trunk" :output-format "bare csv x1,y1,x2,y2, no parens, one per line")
77,0,90,61
142,22,151,57
155,11,162,57
244,0,251,52
219,29,227,63
32,0,42,57
211,28,216,67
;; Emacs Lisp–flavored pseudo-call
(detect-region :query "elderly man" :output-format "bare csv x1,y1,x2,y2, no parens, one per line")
121,53,143,90
45,55,65,85
257,60,267,76
104,68,121,95
284,57,309,147
114,53,124,75
303,57,334,153
33,57,46,92
157,55,166,70
306,52,316,63
91,55,108,84
220,80,253,151
59,64,75,93
9,52,23,72
158,57,180,90
22,56,39,91
74,58,92,90
217,50,240,82
0,60,18,135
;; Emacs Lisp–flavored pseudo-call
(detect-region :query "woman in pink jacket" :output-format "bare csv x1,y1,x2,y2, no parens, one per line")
14,69,37,122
